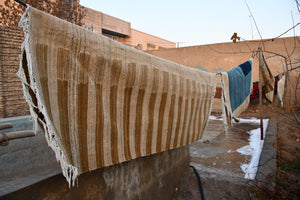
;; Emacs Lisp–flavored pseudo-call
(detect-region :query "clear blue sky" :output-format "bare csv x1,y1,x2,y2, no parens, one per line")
80,0,300,47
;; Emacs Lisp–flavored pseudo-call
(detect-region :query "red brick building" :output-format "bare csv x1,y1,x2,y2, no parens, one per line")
0,0,176,50
82,7,176,50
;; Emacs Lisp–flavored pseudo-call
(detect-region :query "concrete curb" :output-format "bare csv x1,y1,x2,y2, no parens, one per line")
256,118,277,191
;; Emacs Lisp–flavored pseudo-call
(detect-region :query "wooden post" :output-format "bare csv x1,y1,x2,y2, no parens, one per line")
259,48,264,140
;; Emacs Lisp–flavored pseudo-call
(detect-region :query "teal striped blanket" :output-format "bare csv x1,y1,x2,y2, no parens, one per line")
221,60,252,125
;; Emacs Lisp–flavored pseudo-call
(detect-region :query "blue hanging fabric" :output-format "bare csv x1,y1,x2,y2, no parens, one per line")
221,59,253,126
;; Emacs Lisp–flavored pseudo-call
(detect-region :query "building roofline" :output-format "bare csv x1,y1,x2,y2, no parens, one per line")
131,28,176,44
146,35,300,51
82,6,131,26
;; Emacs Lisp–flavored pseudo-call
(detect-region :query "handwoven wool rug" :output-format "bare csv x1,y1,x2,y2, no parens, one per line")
221,59,252,126
18,6,216,186
260,54,275,102
250,75,279,100
278,75,285,107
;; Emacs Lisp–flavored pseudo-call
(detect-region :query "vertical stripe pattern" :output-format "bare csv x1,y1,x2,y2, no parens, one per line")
19,6,217,185
95,56,106,168
56,48,72,164
77,53,90,172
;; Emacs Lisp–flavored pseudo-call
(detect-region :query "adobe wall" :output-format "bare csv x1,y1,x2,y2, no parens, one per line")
0,26,29,118
147,37,300,81
147,37,300,107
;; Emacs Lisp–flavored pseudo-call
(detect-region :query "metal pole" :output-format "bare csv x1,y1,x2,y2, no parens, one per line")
0,131,35,146
258,48,264,140
0,123,13,130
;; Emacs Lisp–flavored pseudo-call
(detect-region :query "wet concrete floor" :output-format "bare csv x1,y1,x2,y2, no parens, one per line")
181,116,276,199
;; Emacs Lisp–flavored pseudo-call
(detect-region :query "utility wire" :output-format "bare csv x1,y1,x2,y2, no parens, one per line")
295,0,300,13
244,0,265,49
271,23,300,42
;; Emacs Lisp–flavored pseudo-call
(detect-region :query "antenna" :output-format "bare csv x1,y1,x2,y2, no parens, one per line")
176,42,186,48
249,15,253,40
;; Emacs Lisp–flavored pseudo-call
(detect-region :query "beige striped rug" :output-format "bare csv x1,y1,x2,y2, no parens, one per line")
18,6,216,186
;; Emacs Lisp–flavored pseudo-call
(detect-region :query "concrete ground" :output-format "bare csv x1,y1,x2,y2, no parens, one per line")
172,115,277,200
0,116,61,197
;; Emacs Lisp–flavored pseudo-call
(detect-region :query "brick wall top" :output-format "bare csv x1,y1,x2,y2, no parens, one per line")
0,26,29,118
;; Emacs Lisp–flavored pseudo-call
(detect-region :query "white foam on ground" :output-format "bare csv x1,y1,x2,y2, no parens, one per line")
236,118,269,180
209,115,223,121
235,118,262,124
209,116,261,124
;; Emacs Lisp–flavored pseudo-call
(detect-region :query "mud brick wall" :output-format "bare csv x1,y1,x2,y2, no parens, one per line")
147,36,300,107
0,26,29,118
